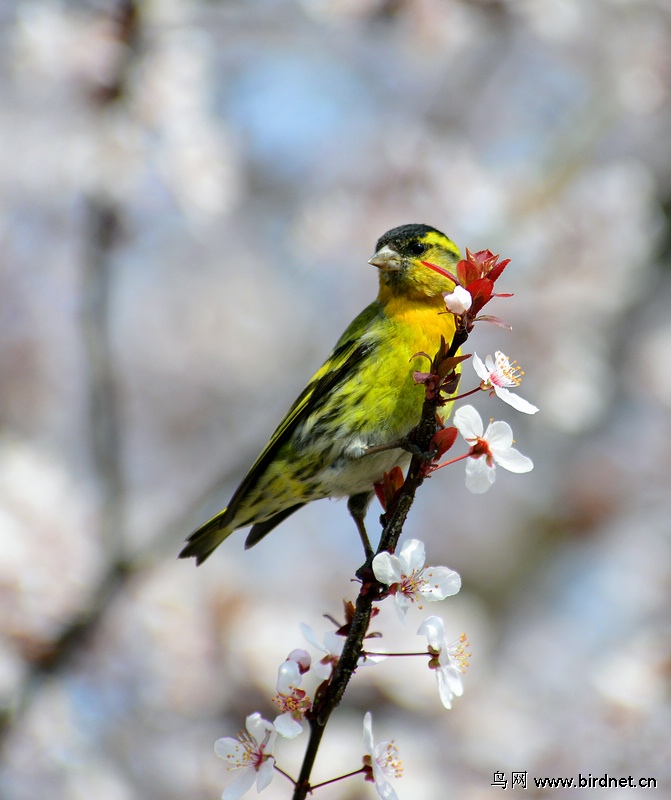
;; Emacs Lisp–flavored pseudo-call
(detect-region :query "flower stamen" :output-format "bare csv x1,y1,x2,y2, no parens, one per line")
490,351,524,388
272,688,310,716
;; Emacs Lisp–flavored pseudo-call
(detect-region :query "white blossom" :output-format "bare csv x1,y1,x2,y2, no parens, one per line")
273,656,310,738
417,616,469,710
473,351,539,414
453,404,533,493
443,284,472,314
300,623,344,680
362,712,402,799
215,713,276,800
372,539,461,620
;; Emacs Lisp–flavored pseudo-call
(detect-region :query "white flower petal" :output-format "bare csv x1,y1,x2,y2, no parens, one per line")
393,593,411,622
444,285,472,314
493,385,539,414
421,567,461,600
300,623,324,652
436,669,455,710
372,770,400,800
494,446,534,474
255,759,276,792
222,766,258,800
440,662,465,696
453,404,484,439
483,420,514,451
276,660,301,694
313,661,333,680
372,552,402,585
491,386,524,409
362,711,374,751
274,712,303,739
436,665,464,710
245,713,273,744
417,615,445,649
472,352,489,382
398,538,426,572
465,456,495,493
214,736,243,764
322,631,344,656
287,648,311,672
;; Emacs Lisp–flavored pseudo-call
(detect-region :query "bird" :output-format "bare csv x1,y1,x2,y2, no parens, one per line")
179,223,461,564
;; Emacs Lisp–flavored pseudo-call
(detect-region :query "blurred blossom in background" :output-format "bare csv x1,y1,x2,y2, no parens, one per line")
1,0,671,798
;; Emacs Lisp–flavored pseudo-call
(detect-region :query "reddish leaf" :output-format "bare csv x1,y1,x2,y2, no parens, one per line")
421,260,458,284
413,370,432,384
373,482,386,509
431,426,458,459
457,257,479,287
374,466,405,512
471,249,498,271
476,314,513,330
442,372,461,396
488,257,510,283
467,277,494,315
411,350,433,364
436,353,471,380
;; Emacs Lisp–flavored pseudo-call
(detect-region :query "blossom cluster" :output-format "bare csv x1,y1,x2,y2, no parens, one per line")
410,248,538,494
214,536,469,800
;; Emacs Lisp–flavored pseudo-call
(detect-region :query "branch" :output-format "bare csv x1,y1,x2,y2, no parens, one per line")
290,325,470,800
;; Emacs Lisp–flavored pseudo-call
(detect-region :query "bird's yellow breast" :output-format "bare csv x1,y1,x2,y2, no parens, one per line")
344,294,456,442
382,293,454,347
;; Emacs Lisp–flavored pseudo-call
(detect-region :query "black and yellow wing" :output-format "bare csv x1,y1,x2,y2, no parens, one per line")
179,302,381,563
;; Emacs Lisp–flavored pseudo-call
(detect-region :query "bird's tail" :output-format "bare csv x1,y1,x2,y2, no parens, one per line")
179,509,233,565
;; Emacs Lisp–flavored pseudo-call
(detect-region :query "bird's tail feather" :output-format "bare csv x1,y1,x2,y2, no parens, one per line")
244,502,305,549
179,509,233,565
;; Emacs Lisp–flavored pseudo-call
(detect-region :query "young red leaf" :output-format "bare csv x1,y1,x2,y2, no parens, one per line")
436,353,471,380
457,257,480,287
466,277,494,315
373,481,386,510
475,314,513,330
421,260,458,284
430,426,458,460
441,372,461,396
488,257,510,283
374,466,405,512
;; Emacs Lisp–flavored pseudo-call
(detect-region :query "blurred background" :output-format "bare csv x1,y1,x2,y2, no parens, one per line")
1,0,670,797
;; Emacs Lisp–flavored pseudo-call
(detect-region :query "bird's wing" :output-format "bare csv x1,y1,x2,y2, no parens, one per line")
221,303,381,525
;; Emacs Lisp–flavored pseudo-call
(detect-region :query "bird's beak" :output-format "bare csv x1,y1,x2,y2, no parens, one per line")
368,244,402,272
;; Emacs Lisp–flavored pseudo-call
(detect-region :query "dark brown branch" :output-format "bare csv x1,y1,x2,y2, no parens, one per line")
290,326,470,800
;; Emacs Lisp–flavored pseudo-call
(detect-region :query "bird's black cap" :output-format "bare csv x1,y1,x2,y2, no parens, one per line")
375,223,447,253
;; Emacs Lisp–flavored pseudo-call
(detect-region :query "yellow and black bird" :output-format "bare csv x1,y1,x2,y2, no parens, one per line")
180,224,461,564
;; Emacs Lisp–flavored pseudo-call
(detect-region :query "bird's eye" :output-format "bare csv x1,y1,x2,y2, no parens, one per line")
409,241,427,256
